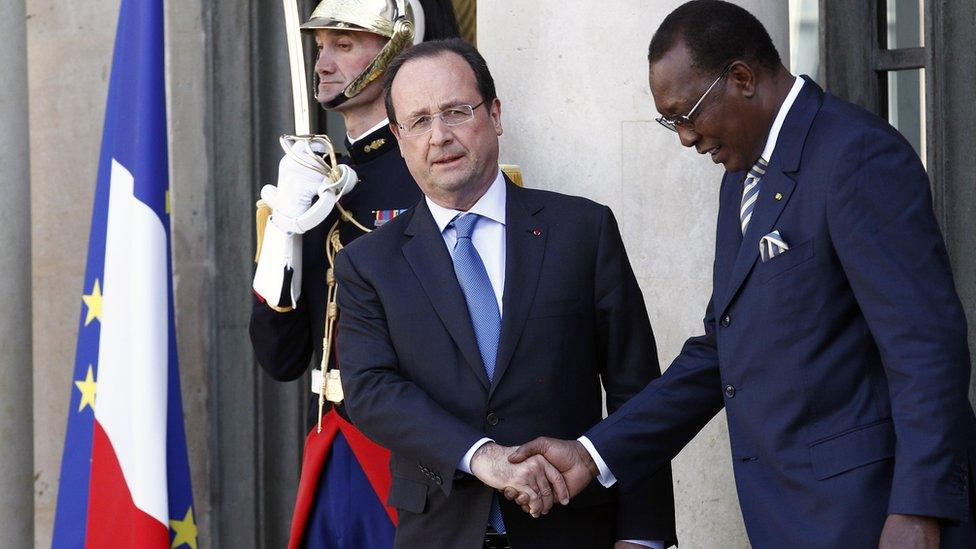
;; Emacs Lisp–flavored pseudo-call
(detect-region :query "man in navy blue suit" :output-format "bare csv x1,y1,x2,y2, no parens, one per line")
335,38,676,548
511,1,976,547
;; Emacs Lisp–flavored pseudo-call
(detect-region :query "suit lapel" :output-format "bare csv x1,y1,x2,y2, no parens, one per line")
714,76,824,317
490,181,546,397
716,170,796,315
401,201,490,390
714,173,745,302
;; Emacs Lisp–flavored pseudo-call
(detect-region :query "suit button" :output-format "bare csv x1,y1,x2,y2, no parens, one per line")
725,384,736,398
720,315,731,328
486,412,499,426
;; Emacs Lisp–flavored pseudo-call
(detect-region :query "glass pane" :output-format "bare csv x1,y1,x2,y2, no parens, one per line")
887,68,926,167
788,0,820,77
886,0,924,49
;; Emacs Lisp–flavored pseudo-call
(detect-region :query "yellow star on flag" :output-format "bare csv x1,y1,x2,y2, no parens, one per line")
170,507,198,549
75,365,97,412
82,279,103,326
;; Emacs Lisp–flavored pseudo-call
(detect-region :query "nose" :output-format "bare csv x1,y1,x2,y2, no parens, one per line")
677,125,700,148
428,116,453,147
314,50,336,75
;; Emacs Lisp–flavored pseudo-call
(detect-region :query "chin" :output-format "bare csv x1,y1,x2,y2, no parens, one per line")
316,87,347,105
723,158,747,173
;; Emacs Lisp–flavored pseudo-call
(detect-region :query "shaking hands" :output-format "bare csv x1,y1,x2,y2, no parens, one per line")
469,437,600,517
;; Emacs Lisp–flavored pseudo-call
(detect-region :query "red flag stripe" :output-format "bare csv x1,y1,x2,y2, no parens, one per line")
86,421,170,548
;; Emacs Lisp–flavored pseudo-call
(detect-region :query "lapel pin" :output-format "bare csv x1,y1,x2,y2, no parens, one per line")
774,192,783,201
531,229,542,237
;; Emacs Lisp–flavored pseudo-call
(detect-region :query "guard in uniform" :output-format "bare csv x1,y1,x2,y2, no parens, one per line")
249,1,461,547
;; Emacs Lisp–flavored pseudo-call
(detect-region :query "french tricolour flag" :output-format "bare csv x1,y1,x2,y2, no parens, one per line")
52,0,195,547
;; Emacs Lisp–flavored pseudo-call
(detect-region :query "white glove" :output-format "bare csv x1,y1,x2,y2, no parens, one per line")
253,135,358,308
261,138,358,234
271,140,330,221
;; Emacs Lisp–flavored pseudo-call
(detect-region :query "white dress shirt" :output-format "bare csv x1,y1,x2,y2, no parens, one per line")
579,75,807,496
428,170,507,476
425,169,507,314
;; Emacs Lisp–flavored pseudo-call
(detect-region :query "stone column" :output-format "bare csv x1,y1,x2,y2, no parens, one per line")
27,0,117,544
0,0,33,545
478,2,788,547
165,0,213,545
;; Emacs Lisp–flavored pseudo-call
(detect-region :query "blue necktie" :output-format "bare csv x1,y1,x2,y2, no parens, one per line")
448,213,505,533
450,213,501,382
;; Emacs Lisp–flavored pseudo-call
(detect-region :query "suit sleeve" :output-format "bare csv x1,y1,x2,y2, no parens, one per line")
590,206,677,544
334,247,486,496
585,277,726,492
825,129,972,523
249,288,315,382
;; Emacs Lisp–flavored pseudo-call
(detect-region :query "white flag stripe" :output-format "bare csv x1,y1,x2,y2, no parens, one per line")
95,159,169,526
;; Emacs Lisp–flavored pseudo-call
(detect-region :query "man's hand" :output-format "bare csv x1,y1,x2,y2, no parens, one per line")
470,442,569,518
272,140,330,220
878,514,940,549
507,437,598,509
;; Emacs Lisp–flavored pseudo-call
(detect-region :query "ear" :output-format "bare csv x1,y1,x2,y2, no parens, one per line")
727,61,757,99
489,98,503,136
389,122,407,158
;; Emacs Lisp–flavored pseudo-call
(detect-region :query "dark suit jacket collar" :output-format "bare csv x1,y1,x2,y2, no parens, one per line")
714,77,825,316
401,177,547,395
402,198,490,389
493,178,546,396
768,75,824,174
345,123,397,165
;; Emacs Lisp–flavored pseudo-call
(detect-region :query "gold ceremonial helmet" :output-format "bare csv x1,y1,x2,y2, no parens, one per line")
302,0,418,108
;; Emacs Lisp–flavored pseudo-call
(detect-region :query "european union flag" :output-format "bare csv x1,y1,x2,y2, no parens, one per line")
51,0,195,546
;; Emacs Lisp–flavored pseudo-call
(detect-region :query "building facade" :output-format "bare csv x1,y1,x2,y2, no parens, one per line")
2,1,973,547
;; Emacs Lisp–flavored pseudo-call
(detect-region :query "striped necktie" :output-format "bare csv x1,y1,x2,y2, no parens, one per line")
448,213,506,534
740,158,768,235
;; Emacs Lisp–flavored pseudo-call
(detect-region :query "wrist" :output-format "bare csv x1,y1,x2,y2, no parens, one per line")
470,442,498,473
577,441,599,478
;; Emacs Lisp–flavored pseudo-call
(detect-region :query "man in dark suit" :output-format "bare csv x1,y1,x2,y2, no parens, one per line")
511,2,976,548
334,38,677,548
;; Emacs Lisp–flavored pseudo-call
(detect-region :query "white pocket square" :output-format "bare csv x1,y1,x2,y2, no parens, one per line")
759,230,789,262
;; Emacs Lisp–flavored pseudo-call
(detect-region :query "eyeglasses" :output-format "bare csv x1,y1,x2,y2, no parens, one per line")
397,101,486,137
656,64,732,133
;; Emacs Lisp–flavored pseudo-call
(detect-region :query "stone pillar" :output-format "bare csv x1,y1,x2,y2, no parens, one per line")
165,0,213,545
478,2,788,547
26,0,117,544
0,0,33,545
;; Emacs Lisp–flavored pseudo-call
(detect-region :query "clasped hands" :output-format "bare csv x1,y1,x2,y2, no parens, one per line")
469,437,597,518
474,441,942,549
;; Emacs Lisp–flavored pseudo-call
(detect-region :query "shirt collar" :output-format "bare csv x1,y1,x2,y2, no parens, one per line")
347,118,391,145
759,75,805,163
426,170,507,233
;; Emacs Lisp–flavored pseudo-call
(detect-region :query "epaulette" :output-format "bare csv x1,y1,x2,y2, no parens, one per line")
500,164,524,187
254,199,272,262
